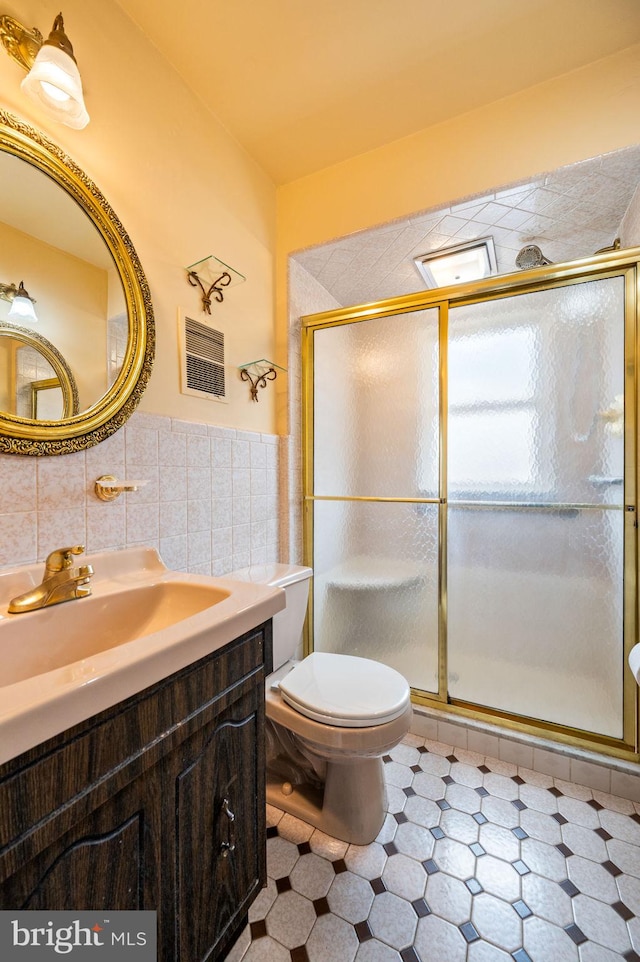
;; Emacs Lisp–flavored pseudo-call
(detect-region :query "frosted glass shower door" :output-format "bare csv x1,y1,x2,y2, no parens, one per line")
446,278,627,737
311,309,440,692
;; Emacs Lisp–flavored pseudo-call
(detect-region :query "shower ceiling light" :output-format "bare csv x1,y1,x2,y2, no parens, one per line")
414,237,497,289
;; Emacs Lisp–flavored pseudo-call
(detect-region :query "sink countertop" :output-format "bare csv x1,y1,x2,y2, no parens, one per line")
0,547,285,765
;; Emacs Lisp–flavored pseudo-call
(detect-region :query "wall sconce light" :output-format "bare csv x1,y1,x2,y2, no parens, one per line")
0,13,89,129
186,255,245,314
238,359,286,402
414,236,497,288
0,280,38,322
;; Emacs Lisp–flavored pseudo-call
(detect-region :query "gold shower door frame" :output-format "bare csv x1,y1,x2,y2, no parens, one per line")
301,247,640,761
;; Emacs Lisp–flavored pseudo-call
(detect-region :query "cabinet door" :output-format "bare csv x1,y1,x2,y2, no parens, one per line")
0,768,161,912
174,682,265,962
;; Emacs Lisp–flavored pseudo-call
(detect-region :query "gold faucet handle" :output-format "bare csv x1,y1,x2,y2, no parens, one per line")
44,544,85,574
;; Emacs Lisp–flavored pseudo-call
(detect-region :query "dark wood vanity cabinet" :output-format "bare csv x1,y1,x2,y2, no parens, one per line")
0,624,269,962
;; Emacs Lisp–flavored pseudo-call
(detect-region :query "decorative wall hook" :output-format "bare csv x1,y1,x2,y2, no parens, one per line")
238,359,286,402
185,255,245,314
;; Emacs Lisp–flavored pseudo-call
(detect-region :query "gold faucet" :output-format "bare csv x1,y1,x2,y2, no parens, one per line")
8,545,93,614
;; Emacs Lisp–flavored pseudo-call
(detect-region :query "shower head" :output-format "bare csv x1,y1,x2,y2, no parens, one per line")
515,245,552,270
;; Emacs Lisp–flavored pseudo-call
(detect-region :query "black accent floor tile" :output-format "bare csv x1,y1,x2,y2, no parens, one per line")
430,826,446,840
371,877,387,895
512,899,533,919
512,775,526,785
613,900,635,921
465,878,483,895
312,897,331,917
479,764,491,774
624,951,640,962
418,745,429,754
511,799,527,811
446,754,458,763
267,825,279,838
556,843,573,858
401,948,421,962
476,786,490,797
400,945,420,962
332,858,348,874
559,879,579,898
384,841,399,856
512,859,530,876
443,775,455,785
291,946,310,962
410,764,422,773
564,923,587,946
276,876,292,893
460,921,480,943
394,812,409,824
470,842,486,857
404,786,417,797
587,798,605,811
473,812,488,825
297,841,312,855
548,786,563,798
512,827,528,840
355,920,373,942
436,798,452,811
595,827,613,841
631,813,640,825
250,919,268,940
382,754,393,763
603,860,623,877
422,858,440,875
412,898,431,918
552,812,568,825
512,951,533,962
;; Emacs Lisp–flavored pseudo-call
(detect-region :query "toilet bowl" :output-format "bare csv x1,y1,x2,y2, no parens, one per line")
228,563,413,845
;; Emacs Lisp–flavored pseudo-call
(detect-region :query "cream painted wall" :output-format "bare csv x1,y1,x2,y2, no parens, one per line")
0,0,277,432
276,44,640,433
0,220,107,410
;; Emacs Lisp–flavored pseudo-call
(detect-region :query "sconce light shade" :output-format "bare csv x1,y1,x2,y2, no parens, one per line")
19,15,89,129
1,281,38,323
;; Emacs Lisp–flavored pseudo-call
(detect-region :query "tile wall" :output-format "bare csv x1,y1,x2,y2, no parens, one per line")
0,411,281,574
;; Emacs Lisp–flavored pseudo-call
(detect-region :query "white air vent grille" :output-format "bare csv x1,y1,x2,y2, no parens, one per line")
179,315,227,401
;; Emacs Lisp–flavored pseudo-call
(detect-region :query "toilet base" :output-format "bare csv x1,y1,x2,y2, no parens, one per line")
267,754,387,845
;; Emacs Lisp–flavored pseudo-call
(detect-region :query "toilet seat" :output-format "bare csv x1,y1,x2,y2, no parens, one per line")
278,652,410,729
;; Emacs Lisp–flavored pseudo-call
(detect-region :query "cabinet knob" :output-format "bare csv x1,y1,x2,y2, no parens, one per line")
220,796,236,858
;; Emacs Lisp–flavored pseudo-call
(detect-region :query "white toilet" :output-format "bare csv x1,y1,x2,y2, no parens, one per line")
228,563,413,845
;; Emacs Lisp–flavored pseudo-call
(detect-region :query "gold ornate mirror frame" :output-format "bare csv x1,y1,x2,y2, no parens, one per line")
0,109,154,455
0,321,79,419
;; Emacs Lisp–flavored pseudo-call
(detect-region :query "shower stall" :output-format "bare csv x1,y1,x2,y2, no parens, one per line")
301,248,639,758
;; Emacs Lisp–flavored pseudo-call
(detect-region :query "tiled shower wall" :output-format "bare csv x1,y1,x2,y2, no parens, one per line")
0,411,281,574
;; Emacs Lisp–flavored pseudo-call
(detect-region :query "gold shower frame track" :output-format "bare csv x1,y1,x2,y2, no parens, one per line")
301,246,640,762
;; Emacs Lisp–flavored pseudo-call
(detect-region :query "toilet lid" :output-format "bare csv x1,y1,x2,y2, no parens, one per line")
278,652,410,728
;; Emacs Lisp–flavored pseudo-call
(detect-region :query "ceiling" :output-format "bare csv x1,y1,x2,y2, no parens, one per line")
115,0,640,185
293,146,640,306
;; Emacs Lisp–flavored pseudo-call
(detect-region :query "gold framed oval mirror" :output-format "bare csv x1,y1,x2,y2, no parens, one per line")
0,321,79,420
0,109,154,455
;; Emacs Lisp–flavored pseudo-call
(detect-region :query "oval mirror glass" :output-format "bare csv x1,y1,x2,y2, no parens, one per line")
0,110,154,455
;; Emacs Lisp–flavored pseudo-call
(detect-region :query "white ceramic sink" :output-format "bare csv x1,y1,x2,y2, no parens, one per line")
0,547,285,764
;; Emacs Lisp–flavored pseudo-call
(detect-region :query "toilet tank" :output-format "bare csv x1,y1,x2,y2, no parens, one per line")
227,564,312,670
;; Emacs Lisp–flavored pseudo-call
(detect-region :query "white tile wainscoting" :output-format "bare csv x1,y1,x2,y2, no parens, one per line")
0,411,281,574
